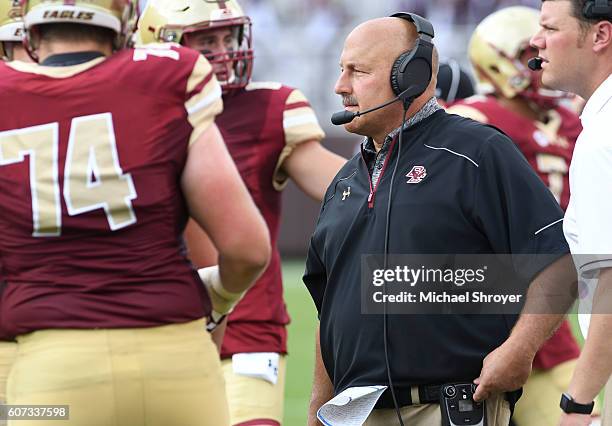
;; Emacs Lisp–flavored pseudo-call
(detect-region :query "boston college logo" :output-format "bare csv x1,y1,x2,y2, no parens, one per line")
406,166,427,184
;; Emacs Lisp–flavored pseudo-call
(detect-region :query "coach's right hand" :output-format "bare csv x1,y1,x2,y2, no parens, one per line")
473,337,534,401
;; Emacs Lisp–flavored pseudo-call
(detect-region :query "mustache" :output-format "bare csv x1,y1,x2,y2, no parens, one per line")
342,95,358,106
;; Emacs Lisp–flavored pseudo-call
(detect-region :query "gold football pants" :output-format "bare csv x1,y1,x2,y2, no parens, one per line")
0,341,17,426
221,355,287,425
7,319,229,426
0,341,17,403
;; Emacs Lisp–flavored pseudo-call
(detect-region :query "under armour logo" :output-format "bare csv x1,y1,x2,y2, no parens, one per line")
406,166,427,184
342,187,351,200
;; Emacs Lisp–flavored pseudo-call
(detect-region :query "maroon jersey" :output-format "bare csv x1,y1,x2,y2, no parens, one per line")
447,95,581,210
0,45,222,337
0,266,10,341
447,95,581,369
218,82,324,357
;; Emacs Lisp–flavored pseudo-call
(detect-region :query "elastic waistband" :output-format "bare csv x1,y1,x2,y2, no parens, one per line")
16,318,208,351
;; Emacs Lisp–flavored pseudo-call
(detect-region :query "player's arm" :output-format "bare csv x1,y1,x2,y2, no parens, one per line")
282,140,346,202
184,218,217,267
181,123,271,306
273,88,344,201
308,324,334,426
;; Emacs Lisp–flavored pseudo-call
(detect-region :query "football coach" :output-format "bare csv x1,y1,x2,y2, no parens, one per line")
303,13,578,426
530,1,612,425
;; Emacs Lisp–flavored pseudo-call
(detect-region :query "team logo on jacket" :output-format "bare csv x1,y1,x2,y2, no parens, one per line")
406,166,427,184
342,186,351,200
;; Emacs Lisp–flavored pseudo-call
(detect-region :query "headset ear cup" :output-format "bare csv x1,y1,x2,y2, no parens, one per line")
583,1,594,18
390,51,411,96
583,0,612,18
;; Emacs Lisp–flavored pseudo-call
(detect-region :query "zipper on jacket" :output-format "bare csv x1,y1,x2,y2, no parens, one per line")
361,135,399,209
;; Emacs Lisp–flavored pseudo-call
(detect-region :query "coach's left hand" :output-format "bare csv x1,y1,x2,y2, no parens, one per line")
472,338,534,402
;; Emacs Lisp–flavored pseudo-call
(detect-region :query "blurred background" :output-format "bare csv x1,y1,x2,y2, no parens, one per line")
241,0,541,140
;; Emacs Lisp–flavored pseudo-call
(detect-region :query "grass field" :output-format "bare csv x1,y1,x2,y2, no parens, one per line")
280,258,590,425
282,259,319,426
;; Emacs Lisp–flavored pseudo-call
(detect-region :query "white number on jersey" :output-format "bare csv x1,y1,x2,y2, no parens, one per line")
133,44,180,62
0,113,137,237
536,153,568,204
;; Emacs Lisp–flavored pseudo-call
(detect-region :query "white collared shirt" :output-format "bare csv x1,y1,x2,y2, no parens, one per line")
563,73,612,335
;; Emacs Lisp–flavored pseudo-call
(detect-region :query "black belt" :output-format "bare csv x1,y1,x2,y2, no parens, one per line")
378,385,443,408
392,385,520,411
413,384,442,405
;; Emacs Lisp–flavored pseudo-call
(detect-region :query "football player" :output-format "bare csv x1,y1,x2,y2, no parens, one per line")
0,0,27,415
138,1,346,425
446,7,586,426
0,1,271,425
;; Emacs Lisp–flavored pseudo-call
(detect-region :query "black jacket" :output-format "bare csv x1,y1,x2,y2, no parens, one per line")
303,109,569,408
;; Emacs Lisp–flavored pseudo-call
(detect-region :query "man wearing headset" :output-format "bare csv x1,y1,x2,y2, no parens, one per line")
530,1,612,425
446,7,584,426
304,13,577,426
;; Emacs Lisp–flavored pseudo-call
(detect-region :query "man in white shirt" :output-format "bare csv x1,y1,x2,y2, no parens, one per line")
531,1,612,425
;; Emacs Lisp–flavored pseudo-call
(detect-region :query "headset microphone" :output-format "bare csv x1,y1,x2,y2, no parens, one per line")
527,57,543,71
330,110,357,126
331,95,403,125
330,86,422,126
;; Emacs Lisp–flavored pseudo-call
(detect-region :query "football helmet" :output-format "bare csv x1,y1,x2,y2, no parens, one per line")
20,0,137,54
138,0,253,92
0,0,24,59
468,6,565,108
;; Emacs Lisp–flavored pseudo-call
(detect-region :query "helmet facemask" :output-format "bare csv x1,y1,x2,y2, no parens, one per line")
136,0,254,92
177,17,253,93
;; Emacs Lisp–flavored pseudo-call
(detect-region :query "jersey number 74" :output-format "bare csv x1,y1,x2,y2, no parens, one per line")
0,112,137,237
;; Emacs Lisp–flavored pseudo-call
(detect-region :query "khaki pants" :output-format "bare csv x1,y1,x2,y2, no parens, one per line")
513,360,578,426
221,356,287,426
7,319,229,426
364,393,511,426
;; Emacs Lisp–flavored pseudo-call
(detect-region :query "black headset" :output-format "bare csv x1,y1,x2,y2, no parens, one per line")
583,0,612,19
389,13,435,101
